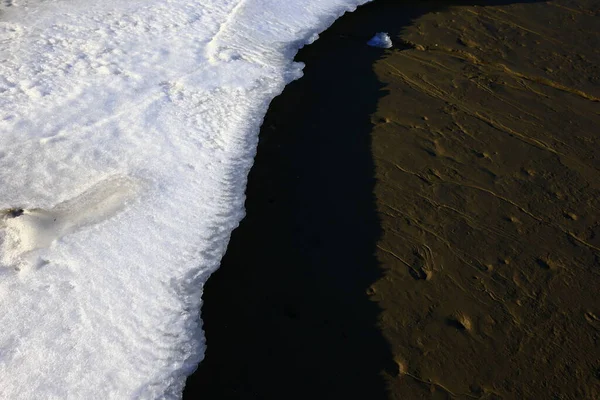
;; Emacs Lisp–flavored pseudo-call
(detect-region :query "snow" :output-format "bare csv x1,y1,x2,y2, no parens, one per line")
0,0,371,398
367,32,392,48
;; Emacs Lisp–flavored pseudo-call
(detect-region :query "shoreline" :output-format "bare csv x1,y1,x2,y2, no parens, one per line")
183,0,402,397
185,0,600,398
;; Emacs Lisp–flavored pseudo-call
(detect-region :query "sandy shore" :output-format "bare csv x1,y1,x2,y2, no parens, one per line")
185,0,600,399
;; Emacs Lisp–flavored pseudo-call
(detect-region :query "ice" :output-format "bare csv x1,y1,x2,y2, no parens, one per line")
0,0,371,399
1,176,139,257
367,32,393,48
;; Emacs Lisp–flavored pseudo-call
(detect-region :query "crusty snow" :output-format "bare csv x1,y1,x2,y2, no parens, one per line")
0,0,370,398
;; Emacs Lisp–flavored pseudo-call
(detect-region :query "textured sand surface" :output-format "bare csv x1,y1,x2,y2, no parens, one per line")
370,1,600,398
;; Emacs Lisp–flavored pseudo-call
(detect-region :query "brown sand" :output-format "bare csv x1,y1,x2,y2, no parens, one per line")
185,1,600,399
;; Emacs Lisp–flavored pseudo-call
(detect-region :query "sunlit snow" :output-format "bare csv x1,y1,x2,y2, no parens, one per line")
0,0,370,398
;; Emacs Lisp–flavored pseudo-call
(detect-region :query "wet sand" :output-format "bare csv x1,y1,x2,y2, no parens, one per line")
185,0,600,399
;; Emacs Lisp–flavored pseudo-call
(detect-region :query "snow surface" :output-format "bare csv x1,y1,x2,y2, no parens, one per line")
367,32,392,48
0,0,371,398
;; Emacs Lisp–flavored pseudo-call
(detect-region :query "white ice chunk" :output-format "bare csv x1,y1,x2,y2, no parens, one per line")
367,32,393,48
